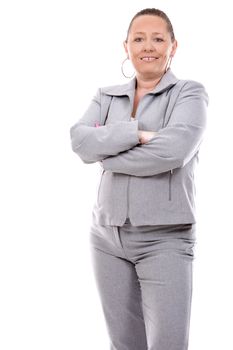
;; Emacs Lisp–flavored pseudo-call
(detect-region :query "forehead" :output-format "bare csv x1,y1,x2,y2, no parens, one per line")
130,15,168,34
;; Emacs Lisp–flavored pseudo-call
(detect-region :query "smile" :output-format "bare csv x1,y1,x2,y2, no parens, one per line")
140,57,158,62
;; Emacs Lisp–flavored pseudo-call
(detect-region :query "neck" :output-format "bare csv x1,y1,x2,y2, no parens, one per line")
135,71,166,92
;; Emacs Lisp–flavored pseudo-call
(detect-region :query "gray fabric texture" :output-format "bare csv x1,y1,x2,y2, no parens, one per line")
70,68,209,226
89,216,196,350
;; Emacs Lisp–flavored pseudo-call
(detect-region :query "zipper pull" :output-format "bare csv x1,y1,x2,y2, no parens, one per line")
170,169,173,174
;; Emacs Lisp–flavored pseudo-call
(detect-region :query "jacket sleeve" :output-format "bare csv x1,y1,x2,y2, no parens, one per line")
70,88,140,163
101,81,209,176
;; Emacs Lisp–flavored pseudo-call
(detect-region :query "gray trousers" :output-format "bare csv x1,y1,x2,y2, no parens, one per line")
89,217,196,350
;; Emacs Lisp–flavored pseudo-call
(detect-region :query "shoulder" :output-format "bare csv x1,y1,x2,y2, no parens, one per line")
91,82,125,102
91,82,124,107
100,82,132,97
174,79,209,105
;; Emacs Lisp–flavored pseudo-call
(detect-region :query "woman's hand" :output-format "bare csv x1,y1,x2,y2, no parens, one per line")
138,130,158,144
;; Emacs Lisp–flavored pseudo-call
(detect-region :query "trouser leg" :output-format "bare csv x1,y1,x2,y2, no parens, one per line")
134,226,196,350
89,223,148,350
89,219,196,350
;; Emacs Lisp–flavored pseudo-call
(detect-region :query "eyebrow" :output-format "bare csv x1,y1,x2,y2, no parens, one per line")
134,31,163,35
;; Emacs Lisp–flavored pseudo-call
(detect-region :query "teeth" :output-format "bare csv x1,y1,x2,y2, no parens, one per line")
141,57,157,61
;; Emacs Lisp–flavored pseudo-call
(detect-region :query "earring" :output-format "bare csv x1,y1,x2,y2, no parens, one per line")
121,57,135,78
166,56,173,72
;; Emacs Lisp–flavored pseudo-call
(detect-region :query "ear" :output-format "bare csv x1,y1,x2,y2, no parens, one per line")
123,40,129,57
170,39,178,58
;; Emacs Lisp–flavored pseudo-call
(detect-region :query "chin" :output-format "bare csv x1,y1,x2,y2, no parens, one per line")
138,69,160,77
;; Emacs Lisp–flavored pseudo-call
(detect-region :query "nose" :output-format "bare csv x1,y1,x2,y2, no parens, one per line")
143,39,155,51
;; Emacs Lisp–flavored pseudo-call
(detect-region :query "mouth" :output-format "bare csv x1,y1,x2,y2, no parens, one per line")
140,56,159,62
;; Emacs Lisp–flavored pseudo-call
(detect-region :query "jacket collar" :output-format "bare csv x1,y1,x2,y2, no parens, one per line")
102,68,179,98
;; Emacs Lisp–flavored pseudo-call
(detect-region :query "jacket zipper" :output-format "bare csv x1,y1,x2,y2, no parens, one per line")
126,176,131,218
97,169,105,204
169,169,173,201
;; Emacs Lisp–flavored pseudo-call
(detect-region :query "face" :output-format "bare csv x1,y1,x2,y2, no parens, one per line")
124,15,178,79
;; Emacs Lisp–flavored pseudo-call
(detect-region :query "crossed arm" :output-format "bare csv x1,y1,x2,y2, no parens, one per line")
101,81,208,176
70,88,141,163
70,81,208,176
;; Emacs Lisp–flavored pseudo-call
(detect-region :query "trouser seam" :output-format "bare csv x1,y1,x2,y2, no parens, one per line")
112,226,132,261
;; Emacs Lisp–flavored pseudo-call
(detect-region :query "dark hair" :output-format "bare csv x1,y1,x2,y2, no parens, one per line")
125,8,175,43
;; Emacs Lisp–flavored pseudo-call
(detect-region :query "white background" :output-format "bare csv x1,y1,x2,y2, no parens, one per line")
0,0,232,349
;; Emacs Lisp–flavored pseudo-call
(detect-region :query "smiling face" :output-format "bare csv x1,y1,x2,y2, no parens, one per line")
124,15,178,79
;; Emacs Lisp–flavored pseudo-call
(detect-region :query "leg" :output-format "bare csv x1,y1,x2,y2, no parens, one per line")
89,223,148,350
134,226,196,350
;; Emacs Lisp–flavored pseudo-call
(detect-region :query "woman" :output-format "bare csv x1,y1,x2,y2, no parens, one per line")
70,8,208,350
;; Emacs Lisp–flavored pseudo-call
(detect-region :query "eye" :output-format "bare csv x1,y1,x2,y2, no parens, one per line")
134,37,143,42
154,38,164,42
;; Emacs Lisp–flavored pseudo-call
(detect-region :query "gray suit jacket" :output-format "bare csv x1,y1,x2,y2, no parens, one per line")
70,69,209,226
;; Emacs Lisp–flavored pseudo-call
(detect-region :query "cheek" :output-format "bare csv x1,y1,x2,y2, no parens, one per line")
130,46,141,56
130,51,141,63
164,45,173,56
158,51,171,62
158,46,170,56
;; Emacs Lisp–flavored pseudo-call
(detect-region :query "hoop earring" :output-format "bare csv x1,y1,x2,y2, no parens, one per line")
121,57,135,79
166,56,173,72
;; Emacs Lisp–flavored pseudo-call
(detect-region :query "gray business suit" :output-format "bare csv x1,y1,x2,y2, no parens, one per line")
70,69,208,350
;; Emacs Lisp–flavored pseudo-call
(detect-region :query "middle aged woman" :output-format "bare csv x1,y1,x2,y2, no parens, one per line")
70,7,209,350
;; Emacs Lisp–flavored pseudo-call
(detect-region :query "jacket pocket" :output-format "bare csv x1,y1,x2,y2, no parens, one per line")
169,169,173,201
